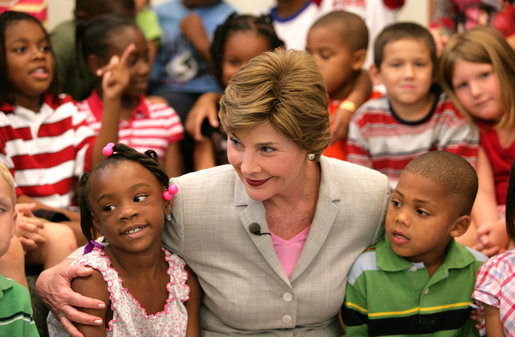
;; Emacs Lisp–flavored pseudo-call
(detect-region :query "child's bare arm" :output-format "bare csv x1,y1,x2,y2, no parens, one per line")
164,142,184,178
71,270,110,337
472,147,508,256
184,265,201,337
330,70,372,144
180,14,212,68
91,44,135,168
484,304,505,337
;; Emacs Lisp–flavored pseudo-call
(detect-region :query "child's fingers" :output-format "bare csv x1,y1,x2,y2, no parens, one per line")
118,43,136,68
18,236,37,251
15,203,37,216
96,55,120,77
475,225,491,237
480,246,501,257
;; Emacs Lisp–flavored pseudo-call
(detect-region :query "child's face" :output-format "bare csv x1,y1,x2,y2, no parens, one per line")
306,25,360,99
378,38,433,109
0,178,15,258
222,31,272,87
88,161,171,254
5,20,54,106
385,171,460,268
106,26,150,99
452,60,502,122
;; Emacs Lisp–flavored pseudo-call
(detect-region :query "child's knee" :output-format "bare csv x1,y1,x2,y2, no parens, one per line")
43,223,78,253
0,236,25,264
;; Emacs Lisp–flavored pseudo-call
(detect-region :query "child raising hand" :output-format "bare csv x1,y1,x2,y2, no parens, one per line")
47,143,200,337
77,14,184,178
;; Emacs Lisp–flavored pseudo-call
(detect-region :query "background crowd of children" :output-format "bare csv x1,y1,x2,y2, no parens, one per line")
0,0,514,336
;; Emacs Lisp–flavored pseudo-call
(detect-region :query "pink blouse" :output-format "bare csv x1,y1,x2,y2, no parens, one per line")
271,226,311,278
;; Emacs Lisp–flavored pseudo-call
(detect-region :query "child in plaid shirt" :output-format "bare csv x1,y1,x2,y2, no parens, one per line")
473,158,515,337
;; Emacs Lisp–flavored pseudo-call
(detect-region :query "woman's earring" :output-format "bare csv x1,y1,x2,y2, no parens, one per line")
307,153,316,161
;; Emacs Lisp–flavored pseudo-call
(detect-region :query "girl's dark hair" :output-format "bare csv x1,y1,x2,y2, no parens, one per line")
76,12,138,64
506,159,515,242
210,12,284,87
0,11,59,105
79,143,170,241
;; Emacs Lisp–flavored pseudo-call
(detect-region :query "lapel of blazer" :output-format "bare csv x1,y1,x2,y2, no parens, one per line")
234,177,291,286
290,157,339,282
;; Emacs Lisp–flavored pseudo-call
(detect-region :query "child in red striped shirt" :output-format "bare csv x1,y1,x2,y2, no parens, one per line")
0,11,108,286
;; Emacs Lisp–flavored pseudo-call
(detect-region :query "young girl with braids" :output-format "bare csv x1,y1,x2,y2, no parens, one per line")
47,143,200,337
184,13,284,170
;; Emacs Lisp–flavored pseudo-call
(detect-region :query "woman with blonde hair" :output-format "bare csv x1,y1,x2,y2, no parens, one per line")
37,49,390,337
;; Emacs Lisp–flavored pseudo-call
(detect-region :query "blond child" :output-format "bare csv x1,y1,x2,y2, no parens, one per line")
438,26,515,256
0,162,39,336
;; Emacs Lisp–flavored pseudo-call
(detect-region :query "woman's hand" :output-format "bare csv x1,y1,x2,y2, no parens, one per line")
36,260,106,337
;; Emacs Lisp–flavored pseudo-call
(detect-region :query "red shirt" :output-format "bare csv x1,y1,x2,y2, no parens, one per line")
479,122,515,205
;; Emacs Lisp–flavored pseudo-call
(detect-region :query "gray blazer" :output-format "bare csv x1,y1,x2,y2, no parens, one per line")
164,156,390,336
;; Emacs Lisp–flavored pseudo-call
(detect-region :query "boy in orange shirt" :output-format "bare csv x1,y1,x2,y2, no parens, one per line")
306,10,374,160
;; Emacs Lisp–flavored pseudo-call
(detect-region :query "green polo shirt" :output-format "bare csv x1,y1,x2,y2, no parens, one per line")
342,237,487,337
0,275,39,337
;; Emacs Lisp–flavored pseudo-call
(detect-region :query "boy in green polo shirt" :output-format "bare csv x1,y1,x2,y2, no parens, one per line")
0,163,39,337
341,151,486,336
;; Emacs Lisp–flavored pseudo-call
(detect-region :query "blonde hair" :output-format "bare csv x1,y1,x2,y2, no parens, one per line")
0,162,15,207
438,26,515,127
219,49,330,161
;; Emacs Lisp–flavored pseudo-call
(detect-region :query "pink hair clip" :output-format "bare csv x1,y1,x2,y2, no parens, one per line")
102,142,115,156
163,184,178,200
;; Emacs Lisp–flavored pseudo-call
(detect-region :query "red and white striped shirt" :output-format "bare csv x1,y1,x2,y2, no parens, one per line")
0,93,94,208
347,92,479,189
77,91,184,161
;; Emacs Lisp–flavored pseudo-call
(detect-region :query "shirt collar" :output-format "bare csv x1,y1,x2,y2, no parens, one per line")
0,275,14,300
87,91,150,121
0,92,72,113
376,235,476,273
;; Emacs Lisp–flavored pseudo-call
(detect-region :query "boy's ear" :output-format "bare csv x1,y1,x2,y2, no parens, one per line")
86,54,105,78
450,215,472,238
351,49,367,71
368,64,382,86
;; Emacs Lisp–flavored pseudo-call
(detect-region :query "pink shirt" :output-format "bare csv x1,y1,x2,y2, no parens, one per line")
473,249,515,337
271,226,311,278
77,91,184,161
